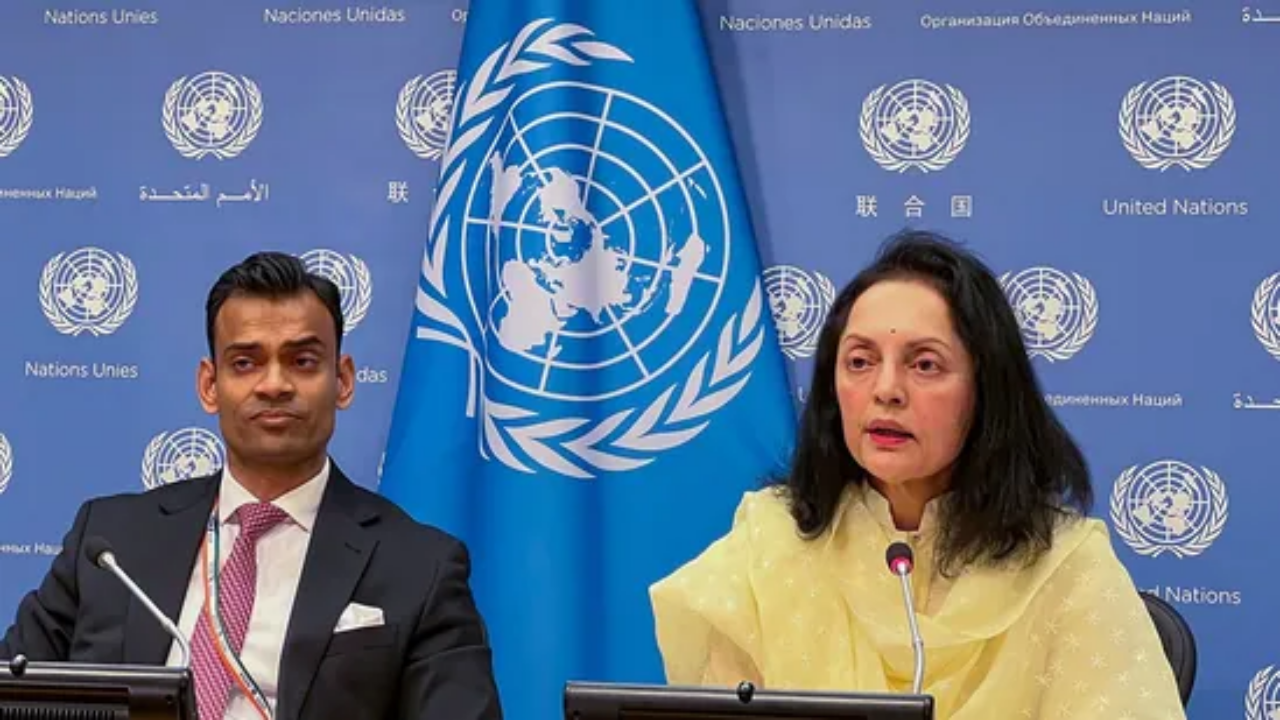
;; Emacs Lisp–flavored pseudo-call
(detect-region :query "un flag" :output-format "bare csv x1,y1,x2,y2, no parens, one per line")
379,2,796,717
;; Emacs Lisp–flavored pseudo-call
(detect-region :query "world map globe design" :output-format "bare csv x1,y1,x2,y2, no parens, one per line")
1265,281,1280,332
175,71,254,148
301,249,364,333
1003,267,1085,351
411,70,456,150
763,265,829,359
1251,668,1280,720
870,79,962,162
0,77,25,142
50,248,130,323
1133,76,1224,159
1121,460,1215,549
461,82,731,401
147,428,225,488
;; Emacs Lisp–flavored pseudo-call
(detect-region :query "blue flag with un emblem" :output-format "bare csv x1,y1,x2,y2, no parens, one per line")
379,2,796,717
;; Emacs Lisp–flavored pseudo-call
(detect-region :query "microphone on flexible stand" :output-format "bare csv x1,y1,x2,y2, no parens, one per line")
885,541,925,695
83,536,191,668
0,536,197,719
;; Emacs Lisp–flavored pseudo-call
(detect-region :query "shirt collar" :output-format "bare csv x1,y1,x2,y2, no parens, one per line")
218,458,330,533
854,481,947,541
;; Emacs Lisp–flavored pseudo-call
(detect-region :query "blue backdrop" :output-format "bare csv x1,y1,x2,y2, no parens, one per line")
1,2,1277,719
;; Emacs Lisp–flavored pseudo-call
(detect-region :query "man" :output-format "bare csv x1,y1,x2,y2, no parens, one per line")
0,252,503,719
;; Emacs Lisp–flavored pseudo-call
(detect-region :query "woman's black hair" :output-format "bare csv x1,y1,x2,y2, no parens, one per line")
776,229,1092,576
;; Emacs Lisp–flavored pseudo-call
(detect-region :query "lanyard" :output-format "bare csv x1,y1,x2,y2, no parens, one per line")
201,504,274,719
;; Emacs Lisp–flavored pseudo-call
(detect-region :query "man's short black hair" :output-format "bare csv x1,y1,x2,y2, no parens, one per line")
205,251,344,359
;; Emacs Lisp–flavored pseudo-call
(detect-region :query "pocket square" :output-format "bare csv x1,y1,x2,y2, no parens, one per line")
334,602,385,633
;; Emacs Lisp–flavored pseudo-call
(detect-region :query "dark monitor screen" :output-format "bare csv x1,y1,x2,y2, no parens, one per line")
564,682,934,720
0,658,195,720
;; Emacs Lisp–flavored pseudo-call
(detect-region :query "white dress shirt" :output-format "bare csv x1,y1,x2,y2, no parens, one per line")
165,460,330,719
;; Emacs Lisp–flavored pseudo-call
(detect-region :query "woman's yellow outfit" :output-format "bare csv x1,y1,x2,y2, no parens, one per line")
650,485,1186,719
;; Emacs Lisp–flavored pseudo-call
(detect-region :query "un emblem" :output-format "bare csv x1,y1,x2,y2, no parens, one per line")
1247,665,1280,720
300,249,372,334
860,79,970,173
141,427,225,490
0,76,33,158
0,432,12,496
1109,459,1228,559
764,265,834,360
415,20,765,478
396,70,456,160
1120,75,1235,171
39,247,139,337
998,267,1097,362
1250,271,1280,362
162,71,264,160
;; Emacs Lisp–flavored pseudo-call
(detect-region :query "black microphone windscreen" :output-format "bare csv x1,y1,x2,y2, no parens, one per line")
885,541,914,570
82,536,114,567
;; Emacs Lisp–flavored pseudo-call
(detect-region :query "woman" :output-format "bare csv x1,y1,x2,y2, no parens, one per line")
649,231,1186,718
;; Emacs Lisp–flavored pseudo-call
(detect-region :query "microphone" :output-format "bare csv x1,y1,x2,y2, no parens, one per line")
885,541,925,695
83,536,191,668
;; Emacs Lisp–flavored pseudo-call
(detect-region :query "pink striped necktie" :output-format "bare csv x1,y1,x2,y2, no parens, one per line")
190,501,290,719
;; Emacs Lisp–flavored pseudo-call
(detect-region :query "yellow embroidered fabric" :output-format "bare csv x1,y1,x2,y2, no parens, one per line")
650,486,1186,719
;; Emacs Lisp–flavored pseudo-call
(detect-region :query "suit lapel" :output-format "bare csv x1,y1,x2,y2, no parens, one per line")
122,474,218,664
276,465,378,720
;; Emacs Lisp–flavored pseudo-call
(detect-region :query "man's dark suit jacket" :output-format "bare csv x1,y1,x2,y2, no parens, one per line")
0,463,503,720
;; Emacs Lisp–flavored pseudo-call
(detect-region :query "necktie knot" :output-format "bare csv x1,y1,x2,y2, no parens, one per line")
234,501,290,542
